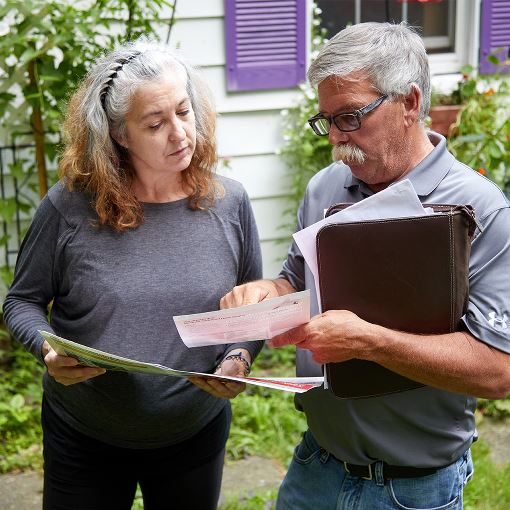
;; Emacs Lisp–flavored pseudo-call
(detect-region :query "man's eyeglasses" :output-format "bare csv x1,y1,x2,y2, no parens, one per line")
308,95,388,136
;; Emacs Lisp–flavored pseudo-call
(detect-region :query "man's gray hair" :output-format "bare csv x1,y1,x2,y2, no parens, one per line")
79,37,212,156
308,22,431,121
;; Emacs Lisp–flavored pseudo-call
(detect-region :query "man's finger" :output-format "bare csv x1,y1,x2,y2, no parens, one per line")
269,325,308,348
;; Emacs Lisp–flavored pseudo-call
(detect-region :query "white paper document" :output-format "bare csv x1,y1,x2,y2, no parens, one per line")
173,290,310,348
293,179,433,311
39,329,323,394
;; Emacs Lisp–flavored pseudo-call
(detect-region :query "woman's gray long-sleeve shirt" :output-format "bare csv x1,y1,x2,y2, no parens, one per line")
3,176,263,448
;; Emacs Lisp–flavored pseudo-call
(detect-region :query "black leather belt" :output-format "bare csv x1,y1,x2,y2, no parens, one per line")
343,461,438,480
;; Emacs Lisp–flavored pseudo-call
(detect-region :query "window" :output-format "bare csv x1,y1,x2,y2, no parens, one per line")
317,0,456,53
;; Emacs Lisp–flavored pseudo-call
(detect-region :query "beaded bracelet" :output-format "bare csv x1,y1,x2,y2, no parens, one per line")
220,352,251,376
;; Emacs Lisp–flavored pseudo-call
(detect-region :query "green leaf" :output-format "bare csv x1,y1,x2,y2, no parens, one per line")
455,134,486,144
9,394,25,410
487,55,501,65
19,47,42,64
39,74,61,82
489,143,502,159
8,161,26,180
0,197,18,222
24,92,42,101
18,201,33,213
0,92,17,102
459,64,474,75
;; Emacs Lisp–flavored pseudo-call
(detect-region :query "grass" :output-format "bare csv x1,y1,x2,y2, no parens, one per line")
227,385,306,464
464,440,510,510
219,489,278,510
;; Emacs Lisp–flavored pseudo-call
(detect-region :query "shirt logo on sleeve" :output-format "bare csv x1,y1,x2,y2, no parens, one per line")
487,311,508,329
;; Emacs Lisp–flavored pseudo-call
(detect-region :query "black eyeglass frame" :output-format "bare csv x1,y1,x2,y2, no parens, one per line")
308,95,388,135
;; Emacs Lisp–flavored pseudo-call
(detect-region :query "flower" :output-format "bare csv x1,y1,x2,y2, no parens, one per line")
478,168,486,175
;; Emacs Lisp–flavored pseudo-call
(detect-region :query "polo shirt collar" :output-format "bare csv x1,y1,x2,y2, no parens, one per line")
345,132,455,198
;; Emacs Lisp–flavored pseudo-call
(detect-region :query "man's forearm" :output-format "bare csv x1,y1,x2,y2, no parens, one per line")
369,326,510,399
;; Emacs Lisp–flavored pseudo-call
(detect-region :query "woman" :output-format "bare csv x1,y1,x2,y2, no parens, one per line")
2,39,262,510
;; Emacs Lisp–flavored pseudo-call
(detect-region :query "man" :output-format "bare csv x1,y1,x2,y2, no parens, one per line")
221,22,510,510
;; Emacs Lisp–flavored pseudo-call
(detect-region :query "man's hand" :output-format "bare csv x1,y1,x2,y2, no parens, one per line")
189,350,252,399
220,278,296,309
268,310,379,364
42,340,106,386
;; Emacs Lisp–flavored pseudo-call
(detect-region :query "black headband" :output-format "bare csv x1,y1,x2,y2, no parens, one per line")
100,51,142,110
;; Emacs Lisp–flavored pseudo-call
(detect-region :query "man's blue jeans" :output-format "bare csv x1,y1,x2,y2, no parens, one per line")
276,430,473,510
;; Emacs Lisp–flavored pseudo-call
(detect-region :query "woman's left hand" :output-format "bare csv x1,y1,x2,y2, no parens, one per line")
188,353,249,399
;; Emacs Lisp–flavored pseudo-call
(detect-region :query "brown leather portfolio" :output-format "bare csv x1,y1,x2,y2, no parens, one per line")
316,204,477,399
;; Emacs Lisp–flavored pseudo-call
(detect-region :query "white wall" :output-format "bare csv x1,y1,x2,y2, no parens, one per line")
162,0,305,278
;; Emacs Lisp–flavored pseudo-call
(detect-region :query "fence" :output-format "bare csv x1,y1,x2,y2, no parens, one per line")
0,140,52,271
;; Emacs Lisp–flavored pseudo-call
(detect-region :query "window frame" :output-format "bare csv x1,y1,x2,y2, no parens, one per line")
428,0,480,76
314,0,480,77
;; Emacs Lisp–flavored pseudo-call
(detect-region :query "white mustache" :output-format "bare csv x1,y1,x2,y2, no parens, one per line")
332,144,366,165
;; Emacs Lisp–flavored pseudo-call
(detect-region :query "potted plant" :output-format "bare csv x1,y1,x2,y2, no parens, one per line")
428,91,464,137
428,65,484,136
429,91,462,136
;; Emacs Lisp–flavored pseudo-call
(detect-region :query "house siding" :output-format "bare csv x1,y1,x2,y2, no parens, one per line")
167,1,307,277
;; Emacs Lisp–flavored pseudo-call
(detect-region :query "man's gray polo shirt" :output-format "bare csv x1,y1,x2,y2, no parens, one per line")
279,132,510,467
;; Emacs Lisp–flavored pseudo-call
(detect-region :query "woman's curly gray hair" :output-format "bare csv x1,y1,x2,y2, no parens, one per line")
60,38,220,231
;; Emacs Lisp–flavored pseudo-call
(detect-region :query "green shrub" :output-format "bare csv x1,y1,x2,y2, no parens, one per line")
228,386,306,465
279,86,332,238
477,398,510,418
0,0,174,286
447,66,510,193
0,338,44,473
252,344,296,373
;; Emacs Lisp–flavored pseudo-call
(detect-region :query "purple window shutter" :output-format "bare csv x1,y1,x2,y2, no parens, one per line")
225,0,307,91
480,0,510,74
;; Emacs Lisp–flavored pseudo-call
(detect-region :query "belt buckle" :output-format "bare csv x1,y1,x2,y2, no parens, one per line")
343,462,373,481
362,463,373,481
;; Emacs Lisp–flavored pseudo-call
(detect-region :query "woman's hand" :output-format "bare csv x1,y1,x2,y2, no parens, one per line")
42,340,106,386
189,349,251,399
